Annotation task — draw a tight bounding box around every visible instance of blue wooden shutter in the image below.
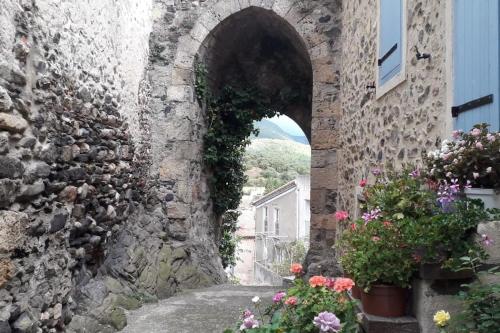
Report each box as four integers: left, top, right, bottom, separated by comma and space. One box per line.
453, 0, 500, 131
379, 0, 403, 85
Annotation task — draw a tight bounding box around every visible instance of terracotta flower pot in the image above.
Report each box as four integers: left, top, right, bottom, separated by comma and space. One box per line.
361, 284, 408, 317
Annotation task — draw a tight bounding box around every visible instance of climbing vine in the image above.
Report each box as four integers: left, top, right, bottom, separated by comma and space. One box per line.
195, 60, 279, 266
195, 60, 278, 215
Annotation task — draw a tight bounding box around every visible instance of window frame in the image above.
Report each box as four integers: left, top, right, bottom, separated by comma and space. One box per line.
376, 0, 408, 99
263, 206, 268, 233
274, 208, 280, 235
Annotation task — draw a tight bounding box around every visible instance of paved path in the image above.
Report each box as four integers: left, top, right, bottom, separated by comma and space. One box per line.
121, 285, 280, 333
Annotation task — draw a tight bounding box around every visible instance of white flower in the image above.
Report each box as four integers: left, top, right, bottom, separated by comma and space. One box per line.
446, 172, 452, 178
252, 296, 260, 303
473, 172, 480, 179
486, 167, 492, 173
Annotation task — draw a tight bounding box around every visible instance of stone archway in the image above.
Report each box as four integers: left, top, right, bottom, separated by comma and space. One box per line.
159, 0, 342, 277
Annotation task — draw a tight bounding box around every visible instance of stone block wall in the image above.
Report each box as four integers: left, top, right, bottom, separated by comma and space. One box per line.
338, 0, 452, 215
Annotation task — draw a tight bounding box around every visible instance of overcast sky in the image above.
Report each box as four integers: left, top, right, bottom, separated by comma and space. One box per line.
267, 115, 305, 136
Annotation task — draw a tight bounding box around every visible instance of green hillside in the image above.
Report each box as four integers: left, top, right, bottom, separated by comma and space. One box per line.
244, 138, 311, 193
251, 119, 308, 144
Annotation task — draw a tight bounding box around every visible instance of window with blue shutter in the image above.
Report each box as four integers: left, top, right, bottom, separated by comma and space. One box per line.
378, 0, 403, 85
453, 0, 500, 132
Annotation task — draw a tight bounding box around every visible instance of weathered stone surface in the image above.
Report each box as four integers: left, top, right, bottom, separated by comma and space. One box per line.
0, 156, 24, 178
121, 285, 280, 333
0, 113, 28, 133
0, 258, 15, 288
0, 211, 28, 253
0, 86, 12, 111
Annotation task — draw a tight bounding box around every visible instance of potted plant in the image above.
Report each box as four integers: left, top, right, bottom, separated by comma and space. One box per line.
360, 167, 495, 280
425, 123, 500, 209
340, 216, 416, 317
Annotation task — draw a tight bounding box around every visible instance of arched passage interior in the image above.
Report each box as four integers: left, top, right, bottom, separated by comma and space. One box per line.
198, 6, 313, 141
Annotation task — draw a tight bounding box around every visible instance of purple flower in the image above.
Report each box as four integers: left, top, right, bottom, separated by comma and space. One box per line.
272, 291, 286, 303
240, 315, 259, 330
362, 208, 381, 224
313, 311, 341, 332
371, 168, 382, 176
409, 168, 421, 178
481, 234, 494, 247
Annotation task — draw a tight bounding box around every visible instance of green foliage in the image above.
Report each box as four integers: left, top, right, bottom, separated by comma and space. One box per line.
445, 256, 500, 333
338, 167, 496, 290
361, 167, 436, 220
244, 139, 310, 193
338, 217, 417, 290
195, 60, 279, 266
195, 61, 277, 216
219, 211, 241, 268
226, 276, 359, 333
279, 279, 358, 333
272, 241, 308, 276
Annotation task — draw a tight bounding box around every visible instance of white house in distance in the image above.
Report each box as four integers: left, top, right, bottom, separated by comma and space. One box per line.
232, 187, 265, 285
252, 175, 310, 285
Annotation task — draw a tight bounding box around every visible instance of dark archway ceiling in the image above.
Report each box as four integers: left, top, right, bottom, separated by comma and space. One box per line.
202, 7, 313, 141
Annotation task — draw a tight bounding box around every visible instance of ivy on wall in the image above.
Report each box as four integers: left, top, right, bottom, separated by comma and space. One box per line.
195, 60, 278, 267
195, 61, 278, 215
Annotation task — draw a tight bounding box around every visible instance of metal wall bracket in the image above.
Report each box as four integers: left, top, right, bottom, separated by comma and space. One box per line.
451, 94, 493, 117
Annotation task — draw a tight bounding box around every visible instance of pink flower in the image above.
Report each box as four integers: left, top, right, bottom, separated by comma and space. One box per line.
481, 234, 494, 246
273, 291, 286, 303
372, 168, 382, 176
471, 128, 482, 137
372, 236, 381, 242
359, 179, 367, 187
350, 223, 357, 231
383, 221, 393, 228
285, 296, 297, 306
487, 133, 496, 142
475, 141, 484, 150
242, 309, 253, 319
452, 130, 462, 139
333, 278, 355, 292
325, 278, 336, 290
290, 263, 303, 275
335, 211, 349, 222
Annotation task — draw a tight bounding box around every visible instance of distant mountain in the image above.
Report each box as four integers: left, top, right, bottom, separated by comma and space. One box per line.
251, 119, 308, 144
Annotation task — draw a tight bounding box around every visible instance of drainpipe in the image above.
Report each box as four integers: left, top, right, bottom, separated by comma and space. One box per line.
296, 185, 300, 240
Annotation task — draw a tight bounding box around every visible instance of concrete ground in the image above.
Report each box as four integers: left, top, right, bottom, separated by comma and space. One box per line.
121, 285, 280, 333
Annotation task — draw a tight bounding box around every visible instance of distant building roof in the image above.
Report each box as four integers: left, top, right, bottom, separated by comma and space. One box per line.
251, 180, 297, 207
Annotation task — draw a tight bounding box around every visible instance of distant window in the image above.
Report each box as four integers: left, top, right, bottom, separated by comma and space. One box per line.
274, 208, 280, 235
264, 207, 268, 232
376, 0, 406, 97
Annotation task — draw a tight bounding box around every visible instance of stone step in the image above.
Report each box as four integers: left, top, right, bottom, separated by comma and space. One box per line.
359, 312, 420, 333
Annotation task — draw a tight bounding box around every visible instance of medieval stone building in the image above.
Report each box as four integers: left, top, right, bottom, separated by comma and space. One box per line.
0, 0, 498, 332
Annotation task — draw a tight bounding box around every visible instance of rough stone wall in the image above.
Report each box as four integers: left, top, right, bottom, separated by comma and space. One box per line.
338, 0, 451, 215
0, 1, 161, 331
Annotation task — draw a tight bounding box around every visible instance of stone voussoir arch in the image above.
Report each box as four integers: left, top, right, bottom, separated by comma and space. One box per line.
168, 0, 343, 276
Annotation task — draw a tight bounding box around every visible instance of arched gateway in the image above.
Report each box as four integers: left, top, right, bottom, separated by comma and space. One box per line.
150, 0, 343, 277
